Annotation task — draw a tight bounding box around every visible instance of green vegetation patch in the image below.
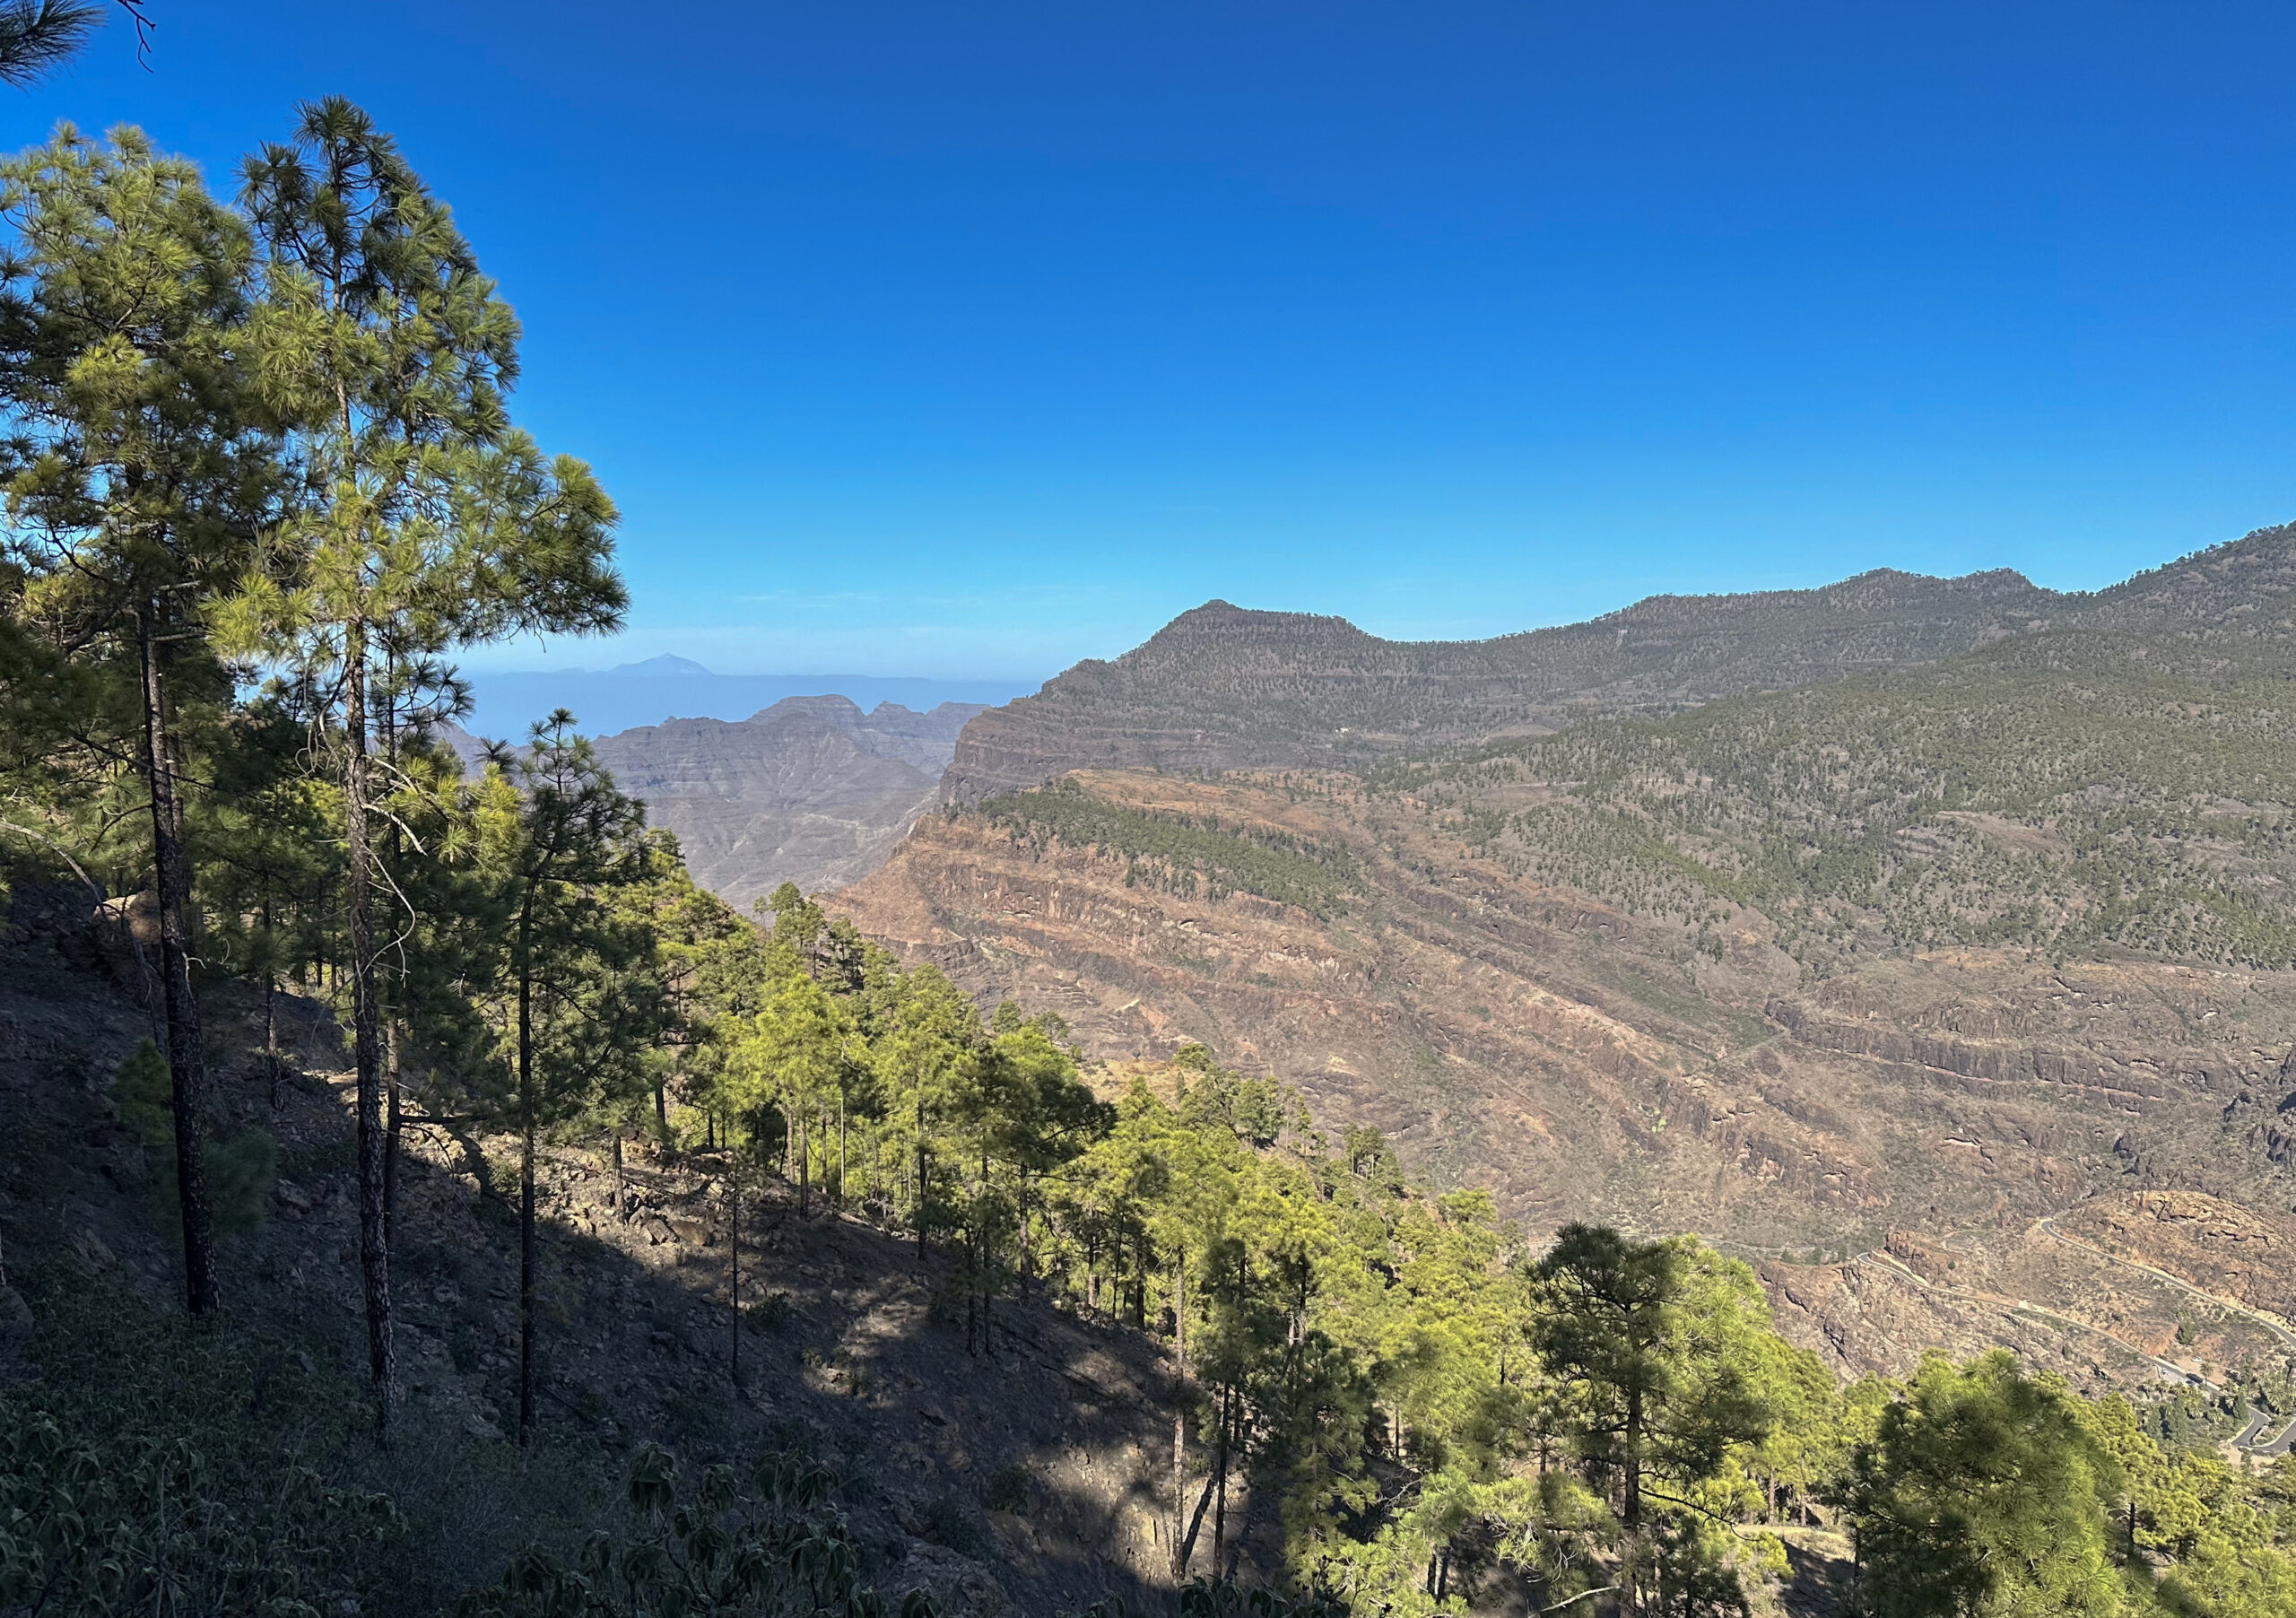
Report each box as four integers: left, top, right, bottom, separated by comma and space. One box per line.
973, 779, 1364, 918
1389, 621, 2296, 972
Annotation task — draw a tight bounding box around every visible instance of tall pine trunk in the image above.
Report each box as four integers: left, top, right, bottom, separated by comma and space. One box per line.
518, 1109, 536, 1445
913, 1094, 927, 1262
516, 910, 537, 1446
1174, 1256, 1187, 1372
730, 1163, 742, 1396
261, 891, 282, 1110
384, 1019, 402, 1248
1212, 1383, 1231, 1572
343, 623, 395, 1436
1170, 1411, 1187, 1581
137, 600, 216, 1318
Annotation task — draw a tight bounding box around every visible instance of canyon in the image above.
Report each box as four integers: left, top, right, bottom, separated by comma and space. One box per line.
826, 524, 2296, 1390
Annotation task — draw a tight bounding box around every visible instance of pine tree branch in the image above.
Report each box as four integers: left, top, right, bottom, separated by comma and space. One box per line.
0, 1, 100, 89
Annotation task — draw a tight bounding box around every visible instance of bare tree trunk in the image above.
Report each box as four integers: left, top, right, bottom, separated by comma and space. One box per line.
978, 1144, 993, 1358
137, 601, 216, 1318
517, 1109, 536, 1445
384, 1017, 402, 1249
515, 892, 537, 1447
797, 1105, 810, 1216
262, 892, 282, 1111
914, 1094, 927, 1262
1177, 1417, 1217, 1579
344, 623, 395, 1438
613, 1130, 627, 1221
731, 1164, 743, 1396
837, 1092, 846, 1205
1175, 1256, 1187, 1372
1170, 1411, 1187, 1581
1212, 1384, 1231, 1573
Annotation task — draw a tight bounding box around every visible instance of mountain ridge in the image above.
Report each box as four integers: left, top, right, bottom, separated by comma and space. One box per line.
448, 696, 988, 908
940, 524, 2296, 801
941, 564, 2070, 799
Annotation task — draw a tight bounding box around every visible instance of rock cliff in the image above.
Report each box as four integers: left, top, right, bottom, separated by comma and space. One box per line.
451, 697, 987, 909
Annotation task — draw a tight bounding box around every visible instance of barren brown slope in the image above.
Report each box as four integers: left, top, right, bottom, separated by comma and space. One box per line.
837, 771, 2296, 1385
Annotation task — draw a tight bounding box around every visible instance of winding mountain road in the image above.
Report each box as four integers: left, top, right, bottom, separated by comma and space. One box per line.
2031, 1212, 2296, 1352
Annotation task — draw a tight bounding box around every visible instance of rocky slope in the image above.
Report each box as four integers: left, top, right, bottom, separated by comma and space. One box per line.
453, 697, 987, 909
836, 770, 2296, 1387
0, 887, 1197, 1618
943, 570, 2065, 798
839, 523, 2296, 1384
942, 523, 2296, 802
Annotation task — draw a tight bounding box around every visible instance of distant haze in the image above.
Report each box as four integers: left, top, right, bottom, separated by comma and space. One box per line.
464, 657, 1038, 744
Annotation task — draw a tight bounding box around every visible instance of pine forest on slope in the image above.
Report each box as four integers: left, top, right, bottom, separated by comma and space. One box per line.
9, 90, 2296, 1618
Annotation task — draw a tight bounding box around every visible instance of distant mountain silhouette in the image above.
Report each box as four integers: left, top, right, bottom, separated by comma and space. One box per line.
445, 695, 989, 906
609, 653, 713, 677
463, 666, 1036, 742
942, 567, 2065, 798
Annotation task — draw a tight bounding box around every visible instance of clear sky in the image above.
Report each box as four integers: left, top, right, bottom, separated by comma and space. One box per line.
22, 2, 2296, 681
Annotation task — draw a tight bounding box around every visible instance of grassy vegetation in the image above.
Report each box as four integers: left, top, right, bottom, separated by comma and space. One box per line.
972, 779, 1365, 918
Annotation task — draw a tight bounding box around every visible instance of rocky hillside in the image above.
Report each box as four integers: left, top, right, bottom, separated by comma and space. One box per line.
453, 697, 987, 909
0, 885, 1191, 1618
839, 770, 2296, 1388
836, 522, 2296, 1385
942, 568, 2065, 798
942, 524, 2296, 802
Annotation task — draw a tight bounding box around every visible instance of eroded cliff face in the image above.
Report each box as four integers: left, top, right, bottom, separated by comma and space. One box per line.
453, 698, 987, 909
835, 770, 2296, 1384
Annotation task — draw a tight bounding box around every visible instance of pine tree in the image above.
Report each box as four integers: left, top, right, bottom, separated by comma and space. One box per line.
0, 2, 100, 88
471, 713, 664, 1444
0, 126, 283, 1315
224, 99, 623, 1438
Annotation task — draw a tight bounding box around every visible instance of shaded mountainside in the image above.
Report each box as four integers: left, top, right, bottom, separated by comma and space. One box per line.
452, 696, 987, 909
943, 524, 2296, 802
0, 899, 1199, 1618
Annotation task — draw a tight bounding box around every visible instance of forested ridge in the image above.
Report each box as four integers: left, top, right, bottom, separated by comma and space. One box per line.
1374, 602, 2296, 978
943, 571, 2070, 798
6, 96, 2296, 1618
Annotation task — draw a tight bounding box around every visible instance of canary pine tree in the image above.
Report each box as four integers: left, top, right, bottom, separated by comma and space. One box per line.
226, 99, 623, 1439
471, 713, 664, 1444
0, 126, 281, 1315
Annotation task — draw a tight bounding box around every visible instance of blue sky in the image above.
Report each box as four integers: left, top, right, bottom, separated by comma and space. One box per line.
23, 2, 2296, 681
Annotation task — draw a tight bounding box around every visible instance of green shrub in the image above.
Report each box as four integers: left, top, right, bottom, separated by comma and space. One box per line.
983, 1462, 1032, 1516
457, 1445, 934, 1618
112, 1038, 275, 1235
